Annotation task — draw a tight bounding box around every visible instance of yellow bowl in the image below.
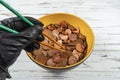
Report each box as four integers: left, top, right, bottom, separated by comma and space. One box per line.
26, 13, 95, 69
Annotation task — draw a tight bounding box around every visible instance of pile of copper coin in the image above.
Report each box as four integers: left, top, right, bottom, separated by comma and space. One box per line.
32, 21, 87, 67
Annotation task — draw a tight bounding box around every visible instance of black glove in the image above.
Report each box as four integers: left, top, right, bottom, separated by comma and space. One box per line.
0, 17, 44, 80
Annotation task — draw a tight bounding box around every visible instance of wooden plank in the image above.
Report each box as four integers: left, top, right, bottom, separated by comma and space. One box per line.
8, 71, 120, 80
9, 50, 120, 72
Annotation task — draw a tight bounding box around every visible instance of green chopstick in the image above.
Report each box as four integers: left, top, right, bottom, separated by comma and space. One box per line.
0, 0, 34, 26
0, 24, 19, 34
0, 0, 34, 34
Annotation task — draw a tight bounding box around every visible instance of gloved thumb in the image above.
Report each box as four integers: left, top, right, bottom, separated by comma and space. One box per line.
19, 25, 43, 48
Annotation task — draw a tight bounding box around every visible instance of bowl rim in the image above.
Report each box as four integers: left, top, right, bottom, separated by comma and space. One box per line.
26, 12, 95, 69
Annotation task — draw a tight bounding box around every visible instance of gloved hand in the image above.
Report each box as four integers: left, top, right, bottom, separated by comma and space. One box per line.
0, 17, 44, 80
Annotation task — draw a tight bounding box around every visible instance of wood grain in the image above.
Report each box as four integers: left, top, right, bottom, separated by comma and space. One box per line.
0, 0, 120, 80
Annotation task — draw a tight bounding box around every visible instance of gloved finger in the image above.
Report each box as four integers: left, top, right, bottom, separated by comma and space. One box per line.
20, 24, 43, 36
0, 16, 44, 32
1, 17, 27, 32
36, 34, 45, 42
29, 42, 40, 50
25, 42, 40, 52
1, 25, 43, 52
24, 45, 34, 52
17, 25, 43, 49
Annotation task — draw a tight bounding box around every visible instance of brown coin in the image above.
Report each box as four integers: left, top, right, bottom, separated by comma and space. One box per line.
48, 49, 59, 57
33, 47, 42, 56
52, 29, 59, 38
54, 24, 60, 28
55, 57, 68, 67
65, 45, 75, 51
57, 27, 63, 33
66, 39, 83, 46
60, 21, 68, 29
47, 25, 55, 31
72, 49, 80, 61
76, 43, 85, 52
35, 52, 48, 64
68, 56, 77, 65
53, 57, 61, 63
33, 50, 40, 56
47, 59, 56, 66
53, 54, 62, 63
64, 50, 72, 57
59, 34, 68, 41
65, 29, 72, 35
61, 53, 69, 59
72, 49, 79, 55
73, 27, 80, 34
68, 34, 77, 41
61, 58, 67, 67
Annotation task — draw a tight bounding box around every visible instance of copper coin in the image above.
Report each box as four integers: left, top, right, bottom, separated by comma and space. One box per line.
65, 29, 72, 35
68, 34, 77, 41
47, 59, 55, 66
68, 56, 77, 65
76, 43, 85, 52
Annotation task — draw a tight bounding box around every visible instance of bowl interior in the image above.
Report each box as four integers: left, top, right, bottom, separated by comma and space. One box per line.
26, 13, 94, 69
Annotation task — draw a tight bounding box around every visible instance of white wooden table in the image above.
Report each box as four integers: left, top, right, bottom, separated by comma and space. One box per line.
0, 0, 120, 80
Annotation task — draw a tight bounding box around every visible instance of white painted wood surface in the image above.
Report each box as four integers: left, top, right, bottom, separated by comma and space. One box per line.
0, 0, 120, 80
